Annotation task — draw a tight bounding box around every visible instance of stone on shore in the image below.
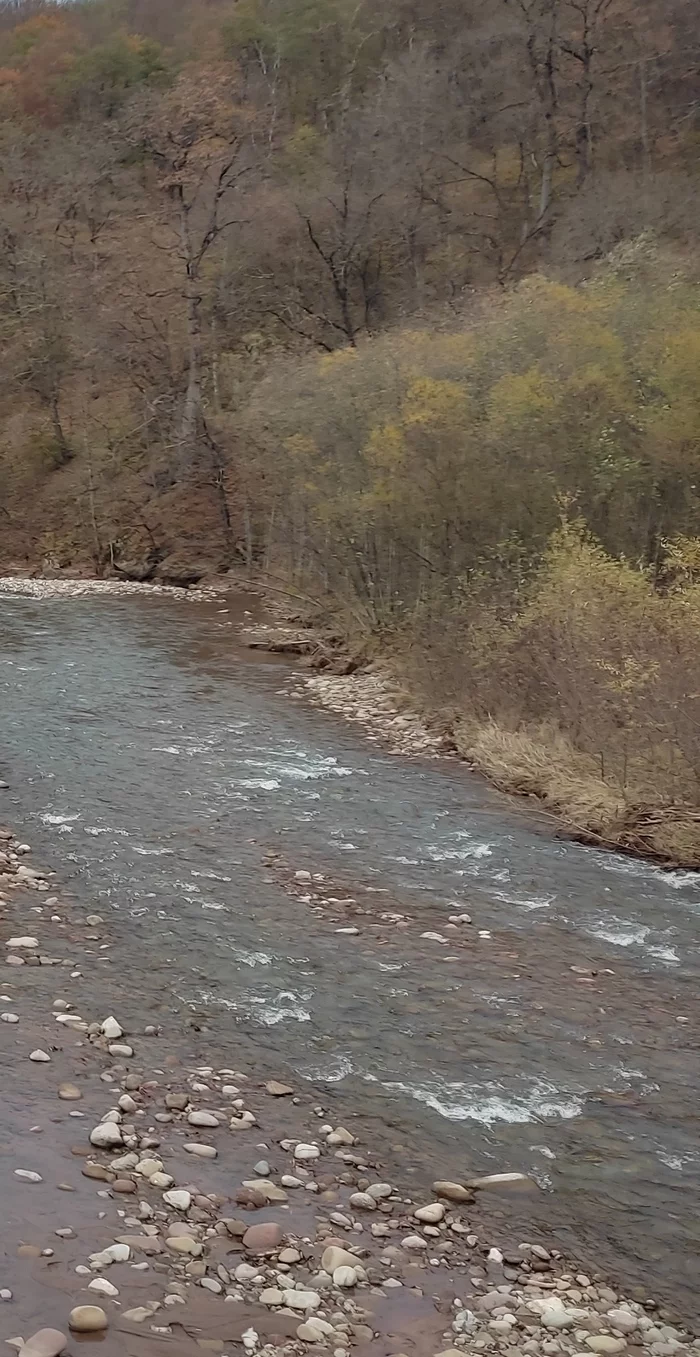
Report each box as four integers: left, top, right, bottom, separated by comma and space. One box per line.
187, 1110, 219, 1127
29, 1049, 51, 1062
466, 1172, 535, 1190
21, 1331, 67, 1357
243, 1222, 283, 1253
90, 1122, 123, 1148
321, 1246, 362, 1273
69, 1306, 108, 1333
101, 1017, 123, 1040
414, 1202, 445, 1223
433, 1180, 473, 1202
58, 1083, 82, 1100
163, 1188, 191, 1210
184, 1142, 217, 1158
282, 1289, 321, 1311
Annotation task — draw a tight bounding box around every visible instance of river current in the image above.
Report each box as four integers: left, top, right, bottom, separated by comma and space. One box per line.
0, 591, 698, 1314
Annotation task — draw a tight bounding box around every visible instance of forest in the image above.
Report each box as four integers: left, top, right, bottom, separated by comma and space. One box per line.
1, 0, 700, 858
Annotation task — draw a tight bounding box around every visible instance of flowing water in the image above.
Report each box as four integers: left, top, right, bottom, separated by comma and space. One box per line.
1, 591, 699, 1316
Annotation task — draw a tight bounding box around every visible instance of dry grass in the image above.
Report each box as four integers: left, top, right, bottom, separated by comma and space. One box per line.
454, 719, 624, 833
449, 716, 700, 866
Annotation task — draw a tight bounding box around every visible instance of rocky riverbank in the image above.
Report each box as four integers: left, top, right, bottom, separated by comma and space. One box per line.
1, 825, 698, 1357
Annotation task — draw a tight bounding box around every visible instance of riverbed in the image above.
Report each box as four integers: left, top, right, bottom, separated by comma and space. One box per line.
0, 588, 698, 1318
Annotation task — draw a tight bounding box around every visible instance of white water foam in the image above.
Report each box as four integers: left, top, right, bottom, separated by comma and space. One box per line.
588, 920, 649, 946
39, 811, 80, 827
238, 778, 281, 791
364, 1073, 584, 1125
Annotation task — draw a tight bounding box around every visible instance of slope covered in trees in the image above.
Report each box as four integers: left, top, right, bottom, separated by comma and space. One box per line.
1, 0, 700, 857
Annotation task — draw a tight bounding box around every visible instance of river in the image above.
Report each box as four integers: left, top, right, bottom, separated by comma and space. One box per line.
0, 589, 698, 1318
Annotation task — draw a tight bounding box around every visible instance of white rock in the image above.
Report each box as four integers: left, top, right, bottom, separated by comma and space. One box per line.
321, 1246, 362, 1273
90, 1122, 123, 1149
349, 1192, 376, 1211
15, 1169, 43, 1182
1, 1013, 19, 1023
89, 1243, 130, 1266
187, 1110, 220, 1127
420, 932, 448, 943
235, 1263, 261, 1283
149, 1171, 173, 1189
118, 1094, 137, 1114
333, 1266, 358, 1288
607, 1311, 639, 1334
298, 1318, 336, 1342
282, 1289, 321, 1311
259, 1287, 284, 1306
7, 937, 39, 948
201, 1277, 222, 1294
414, 1202, 445, 1223
108, 1043, 133, 1058
163, 1189, 191, 1210
135, 1158, 163, 1178
184, 1143, 217, 1158
467, 1172, 533, 1189
30, 1049, 51, 1062
88, 1277, 119, 1298
367, 1182, 393, 1200
101, 1017, 123, 1040
401, 1235, 428, 1250
294, 1143, 320, 1161
111, 1153, 139, 1171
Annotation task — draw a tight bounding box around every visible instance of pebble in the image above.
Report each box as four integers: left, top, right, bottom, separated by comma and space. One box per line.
15, 1169, 43, 1182
187, 1110, 219, 1127
467, 1172, 534, 1190
414, 1202, 445, 1223
401, 1235, 428, 1251
243, 1222, 283, 1253
20, 1330, 68, 1357
298, 1319, 336, 1342
90, 1122, 123, 1149
349, 1192, 377, 1211
433, 1180, 472, 1202
260, 1287, 285, 1306
29, 1049, 51, 1062
266, 1081, 294, 1096
166, 1235, 202, 1256
0, 1288, 12, 1300
7, 937, 39, 948
108, 1042, 133, 1057
294, 1142, 320, 1160
586, 1340, 627, 1354
118, 1094, 137, 1113
57, 1084, 81, 1104
165, 1092, 189, 1111
1, 1012, 19, 1023
163, 1189, 191, 1210
367, 1182, 393, 1200
88, 1278, 119, 1298
69, 1305, 108, 1333
253, 1159, 270, 1175
184, 1142, 217, 1158
201, 1277, 223, 1294
101, 1017, 123, 1040
282, 1289, 321, 1311
322, 1246, 362, 1273
333, 1266, 358, 1288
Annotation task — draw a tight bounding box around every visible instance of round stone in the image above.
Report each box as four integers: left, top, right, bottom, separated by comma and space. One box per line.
68, 1306, 108, 1333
